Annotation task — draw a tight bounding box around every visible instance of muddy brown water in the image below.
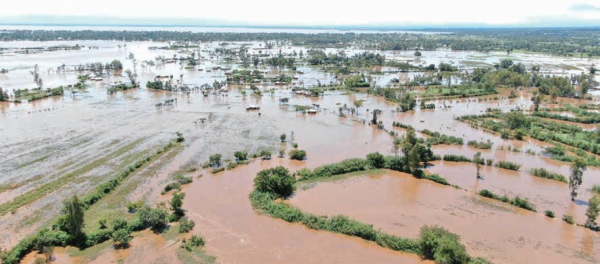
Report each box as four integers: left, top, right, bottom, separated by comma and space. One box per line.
3, 40, 600, 262
291, 171, 600, 264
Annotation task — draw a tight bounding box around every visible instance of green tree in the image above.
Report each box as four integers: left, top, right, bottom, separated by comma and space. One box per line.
474, 152, 482, 179
209, 154, 222, 168
280, 133, 287, 142
170, 192, 185, 215
61, 195, 85, 237
585, 195, 600, 229
112, 229, 132, 248
409, 144, 422, 176
254, 166, 296, 198
569, 158, 587, 201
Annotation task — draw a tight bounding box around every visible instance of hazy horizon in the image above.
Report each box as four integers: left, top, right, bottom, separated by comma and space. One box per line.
1, 0, 600, 28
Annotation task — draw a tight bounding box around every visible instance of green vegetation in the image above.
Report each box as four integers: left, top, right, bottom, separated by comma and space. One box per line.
289, 149, 307, 160
529, 168, 567, 183
569, 158, 587, 201
545, 210, 555, 218
178, 217, 196, 233
420, 129, 464, 145
467, 140, 493, 149
442, 154, 471, 163
181, 235, 205, 251
250, 166, 487, 263
478, 189, 536, 212
563, 215, 575, 225
253, 166, 296, 198
496, 161, 521, 171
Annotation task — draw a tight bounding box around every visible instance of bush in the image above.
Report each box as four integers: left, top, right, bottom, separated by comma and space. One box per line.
530, 168, 567, 183
138, 205, 168, 231
112, 229, 132, 248
86, 229, 112, 247
254, 166, 296, 198
126, 200, 144, 212
563, 215, 574, 225
209, 154, 222, 168
510, 196, 536, 212
496, 161, 521, 171
173, 174, 193, 185
297, 158, 370, 181
592, 184, 600, 195
486, 159, 493, 166
545, 210, 555, 218
181, 234, 205, 251
478, 189, 495, 198
212, 167, 225, 174
227, 162, 238, 170
443, 154, 471, 162
367, 152, 385, 168
478, 189, 536, 212
419, 226, 470, 264
467, 140, 493, 149
234, 151, 248, 161
162, 182, 181, 194
112, 218, 128, 231
98, 219, 107, 229
259, 150, 272, 160
178, 217, 195, 233
289, 149, 307, 160
176, 131, 185, 142
424, 174, 449, 185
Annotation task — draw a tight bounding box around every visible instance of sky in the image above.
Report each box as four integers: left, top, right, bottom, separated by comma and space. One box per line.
1, 0, 600, 27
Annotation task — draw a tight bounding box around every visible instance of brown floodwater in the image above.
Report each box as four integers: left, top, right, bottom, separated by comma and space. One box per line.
3, 40, 600, 263
290, 171, 600, 264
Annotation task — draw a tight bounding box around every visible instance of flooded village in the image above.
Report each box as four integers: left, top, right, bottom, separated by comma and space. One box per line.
1, 27, 600, 264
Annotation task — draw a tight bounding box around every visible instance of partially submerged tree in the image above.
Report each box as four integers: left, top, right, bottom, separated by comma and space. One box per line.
569, 158, 587, 201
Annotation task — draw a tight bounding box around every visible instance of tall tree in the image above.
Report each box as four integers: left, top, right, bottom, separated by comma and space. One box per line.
569, 158, 587, 201
61, 195, 85, 236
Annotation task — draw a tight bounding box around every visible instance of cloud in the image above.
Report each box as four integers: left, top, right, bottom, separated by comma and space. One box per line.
571, 3, 600, 12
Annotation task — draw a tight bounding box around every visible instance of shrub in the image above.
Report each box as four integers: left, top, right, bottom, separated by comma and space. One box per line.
178, 217, 195, 233
86, 229, 112, 247
293, 143, 298, 148
592, 184, 600, 195
545, 210, 555, 218
467, 140, 493, 149
162, 182, 181, 194
112, 229, 132, 248
297, 158, 370, 181
478, 189, 495, 198
510, 196, 536, 212
486, 159, 493, 166
181, 235, 205, 251
175, 131, 185, 142
563, 215, 574, 225
98, 219, 107, 229
112, 218, 128, 231
212, 167, 225, 174
530, 168, 567, 183
280, 133, 287, 142
173, 174, 193, 185
366, 152, 386, 168
254, 166, 296, 198
289, 149, 307, 160
227, 162, 238, 170
126, 200, 144, 212
234, 151, 248, 161
443, 154, 471, 162
424, 174, 449, 185
419, 226, 470, 264
138, 205, 168, 231
209, 154, 222, 168
259, 150, 272, 160
496, 161, 521, 171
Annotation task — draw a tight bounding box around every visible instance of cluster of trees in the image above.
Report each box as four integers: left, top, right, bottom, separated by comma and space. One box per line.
0, 88, 9, 101
5, 28, 600, 56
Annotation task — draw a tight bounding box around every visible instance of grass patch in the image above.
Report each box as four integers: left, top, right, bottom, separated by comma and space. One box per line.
530, 168, 567, 183
478, 189, 536, 212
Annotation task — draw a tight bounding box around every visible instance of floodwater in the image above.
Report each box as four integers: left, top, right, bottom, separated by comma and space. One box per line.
291, 171, 600, 264
2, 39, 600, 263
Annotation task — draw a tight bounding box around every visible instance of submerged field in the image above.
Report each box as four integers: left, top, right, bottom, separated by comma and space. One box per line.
1, 36, 600, 264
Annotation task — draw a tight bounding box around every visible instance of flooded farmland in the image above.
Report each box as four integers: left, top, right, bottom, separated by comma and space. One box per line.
1, 27, 600, 264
